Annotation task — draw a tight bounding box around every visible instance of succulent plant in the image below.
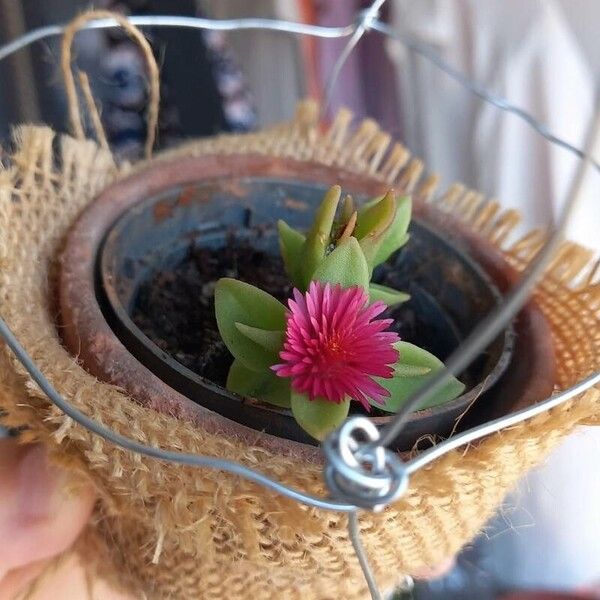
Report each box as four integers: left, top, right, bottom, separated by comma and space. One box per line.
278, 185, 412, 305
215, 186, 464, 440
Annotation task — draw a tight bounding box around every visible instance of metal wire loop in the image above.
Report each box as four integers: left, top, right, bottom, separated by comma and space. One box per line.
338, 418, 386, 471
0, 8, 599, 599
323, 417, 409, 511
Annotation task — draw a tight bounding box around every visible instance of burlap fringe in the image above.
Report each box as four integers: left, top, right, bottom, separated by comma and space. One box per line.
0, 105, 598, 598
60, 10, 160, 159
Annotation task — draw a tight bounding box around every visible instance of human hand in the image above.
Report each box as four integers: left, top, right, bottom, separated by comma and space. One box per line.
0, 436, 455, 599
411, 557, 456, 580
0, 438, 96, 598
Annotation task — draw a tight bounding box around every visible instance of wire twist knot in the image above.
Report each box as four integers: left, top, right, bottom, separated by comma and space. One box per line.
356, 7, 380, 32
323, 417, 409, 512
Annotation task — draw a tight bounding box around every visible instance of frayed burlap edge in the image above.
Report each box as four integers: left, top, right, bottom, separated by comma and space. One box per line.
0, 106, 599, 600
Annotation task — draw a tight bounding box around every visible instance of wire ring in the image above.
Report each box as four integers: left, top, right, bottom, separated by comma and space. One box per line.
323, 417, 410, 511
338, 418, 386, 472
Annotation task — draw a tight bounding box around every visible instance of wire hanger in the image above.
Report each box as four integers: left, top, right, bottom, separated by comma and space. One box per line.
0, 2, 599, 598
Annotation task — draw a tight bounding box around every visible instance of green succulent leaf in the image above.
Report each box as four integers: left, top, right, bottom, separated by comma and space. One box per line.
291, 391, 350, 441
215, 278, 286, 372
234, 323, 285, 355
369, 282, 410, 307
299, 185, 341, 289
354, 190, 396, 240
278, 219, 305, 286
227, 359, 291, 408
312, 236, 369, 290
355, 191, 397, 272
393, 363, 431, 377
355, 194, 383, 215
372, 341, 465, 413
373, 196, 412, 266
340, 194, 355, 225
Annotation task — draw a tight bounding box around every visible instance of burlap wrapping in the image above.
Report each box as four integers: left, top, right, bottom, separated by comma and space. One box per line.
0, 40, 599, 600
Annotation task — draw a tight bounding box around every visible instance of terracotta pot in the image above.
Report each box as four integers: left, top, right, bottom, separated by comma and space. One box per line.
58, 154, 556, 454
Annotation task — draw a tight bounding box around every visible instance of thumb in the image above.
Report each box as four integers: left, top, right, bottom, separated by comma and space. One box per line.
0, 440, 95, 585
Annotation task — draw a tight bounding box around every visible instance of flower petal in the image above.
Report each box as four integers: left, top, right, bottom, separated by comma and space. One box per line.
273, 282, 401, 417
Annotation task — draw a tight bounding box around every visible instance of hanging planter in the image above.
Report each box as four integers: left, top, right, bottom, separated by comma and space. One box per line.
57, 154, 555, 454
1, 10, 599, 600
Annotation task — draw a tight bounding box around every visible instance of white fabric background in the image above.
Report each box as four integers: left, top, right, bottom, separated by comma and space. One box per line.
389, 0, 600, 590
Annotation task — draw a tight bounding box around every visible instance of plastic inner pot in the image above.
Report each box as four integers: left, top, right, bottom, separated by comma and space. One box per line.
97, 177, 514, 449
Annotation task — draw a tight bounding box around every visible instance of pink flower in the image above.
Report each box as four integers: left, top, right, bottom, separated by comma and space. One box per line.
272, 282, 400, 410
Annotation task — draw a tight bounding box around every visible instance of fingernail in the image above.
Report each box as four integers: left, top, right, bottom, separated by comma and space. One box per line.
17, 445, 67, 521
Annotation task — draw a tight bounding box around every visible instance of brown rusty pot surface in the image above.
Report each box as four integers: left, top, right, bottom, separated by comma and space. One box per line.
58, 154, 556, 456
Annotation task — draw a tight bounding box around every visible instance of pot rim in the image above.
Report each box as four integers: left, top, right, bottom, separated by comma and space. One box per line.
99, 197, 513, 434
58, 153, 556, 457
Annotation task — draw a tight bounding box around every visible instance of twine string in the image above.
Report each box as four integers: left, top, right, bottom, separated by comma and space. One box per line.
77, 71, 109, 151
60, 10, 160, 159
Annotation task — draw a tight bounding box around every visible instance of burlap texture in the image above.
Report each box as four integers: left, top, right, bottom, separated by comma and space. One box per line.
0, 104, 599, 599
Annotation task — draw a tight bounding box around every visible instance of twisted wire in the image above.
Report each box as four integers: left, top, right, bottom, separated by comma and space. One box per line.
1, 10, 600, 599
321, 0, 388, 116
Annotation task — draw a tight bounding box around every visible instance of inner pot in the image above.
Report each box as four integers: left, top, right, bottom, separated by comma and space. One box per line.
97, 176, 513, 448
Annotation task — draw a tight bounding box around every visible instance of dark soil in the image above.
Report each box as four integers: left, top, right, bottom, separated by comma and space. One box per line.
131, 236, 292, 384
131, 235, 456, 390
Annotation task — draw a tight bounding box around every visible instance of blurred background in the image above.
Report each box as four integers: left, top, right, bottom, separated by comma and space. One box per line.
1, 1, 599, 599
